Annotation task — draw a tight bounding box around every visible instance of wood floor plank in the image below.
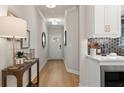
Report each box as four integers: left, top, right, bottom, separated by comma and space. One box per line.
33, 60, 79, 87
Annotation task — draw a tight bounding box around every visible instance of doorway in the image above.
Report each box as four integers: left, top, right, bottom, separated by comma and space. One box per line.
48, 26, 64, 60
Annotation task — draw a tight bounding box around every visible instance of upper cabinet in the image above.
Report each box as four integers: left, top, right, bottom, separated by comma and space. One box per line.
86, 5, 121, 38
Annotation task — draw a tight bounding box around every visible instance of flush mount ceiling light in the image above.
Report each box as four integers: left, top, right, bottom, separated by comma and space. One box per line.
46, 5, 56, 8
52, 19, 58, 25
47, 18, 62, 25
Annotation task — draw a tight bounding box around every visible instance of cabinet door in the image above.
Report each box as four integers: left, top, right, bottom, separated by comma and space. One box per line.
86, 6, 94, 38
106, 5, 121, 37
86, 5, 105, 37
94, 6, 105, 36
86, 5, 121, 38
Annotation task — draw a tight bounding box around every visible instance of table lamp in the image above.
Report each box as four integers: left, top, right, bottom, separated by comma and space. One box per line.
0, 16, 27, 69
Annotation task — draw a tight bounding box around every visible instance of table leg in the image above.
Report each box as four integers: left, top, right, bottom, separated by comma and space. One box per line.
28, 67, 32, 86
16, 74, 23, 87
37, 61, 39, 86
2, 72, 7, 87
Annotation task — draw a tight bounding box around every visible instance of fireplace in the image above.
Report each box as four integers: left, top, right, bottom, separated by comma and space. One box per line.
101, 66, 124, 87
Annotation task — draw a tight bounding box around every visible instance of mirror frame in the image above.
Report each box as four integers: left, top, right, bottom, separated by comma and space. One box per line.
41, 32, 46, 48
64, 30, 67, 46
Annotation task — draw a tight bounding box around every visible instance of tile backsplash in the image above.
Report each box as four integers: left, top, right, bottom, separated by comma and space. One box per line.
88, 37, 124, 56
88, 19, 124, 56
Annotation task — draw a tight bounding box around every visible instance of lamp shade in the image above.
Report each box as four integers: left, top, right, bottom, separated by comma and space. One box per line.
0, 16, 27, 38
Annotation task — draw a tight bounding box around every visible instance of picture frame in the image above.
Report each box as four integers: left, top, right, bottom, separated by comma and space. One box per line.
7, 8, 18, 17
21, 30, 30, 49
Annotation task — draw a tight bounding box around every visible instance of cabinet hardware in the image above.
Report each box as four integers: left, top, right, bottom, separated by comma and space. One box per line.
105, 25, 111, 32
109, 25, 111, 32
105, 25, 107, 32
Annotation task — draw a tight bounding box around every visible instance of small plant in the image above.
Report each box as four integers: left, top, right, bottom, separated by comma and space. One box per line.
16, 51, 24, 58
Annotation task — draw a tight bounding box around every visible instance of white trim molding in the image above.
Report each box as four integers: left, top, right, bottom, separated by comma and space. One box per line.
65, 63, 79, 75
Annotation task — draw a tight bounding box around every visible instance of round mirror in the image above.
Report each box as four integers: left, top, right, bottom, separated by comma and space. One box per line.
41, 32, 46, 48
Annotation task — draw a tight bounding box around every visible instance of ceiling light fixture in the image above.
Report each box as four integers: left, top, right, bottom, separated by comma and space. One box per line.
46, 5, 56, 8
52, 19, 57, 25
47, 18, 63, 25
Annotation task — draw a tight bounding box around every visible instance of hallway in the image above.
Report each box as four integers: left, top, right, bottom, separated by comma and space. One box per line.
34, 60, 79, 87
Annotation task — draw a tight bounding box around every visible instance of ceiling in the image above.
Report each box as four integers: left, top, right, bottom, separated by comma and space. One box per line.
38, 5, 124, 25
38, 5, 75, 25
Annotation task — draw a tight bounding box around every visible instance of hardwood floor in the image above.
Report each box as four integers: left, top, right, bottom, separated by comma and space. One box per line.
33, 60, 79, 87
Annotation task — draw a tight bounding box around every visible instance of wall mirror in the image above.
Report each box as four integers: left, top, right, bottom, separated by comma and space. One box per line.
41, 32, 46, 48
64, 30, 67, 46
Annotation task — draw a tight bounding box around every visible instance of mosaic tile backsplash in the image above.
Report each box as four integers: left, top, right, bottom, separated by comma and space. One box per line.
88, 20, 124, 56
88, 37, 124, 56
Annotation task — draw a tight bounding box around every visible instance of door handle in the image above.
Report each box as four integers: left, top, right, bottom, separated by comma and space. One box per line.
105, 25, 107, 32
109, 25, 111, 32
59, 45, 62, 49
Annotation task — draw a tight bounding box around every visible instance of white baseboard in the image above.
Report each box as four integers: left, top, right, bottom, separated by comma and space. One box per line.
79, 83, 84, 87
79, 83, 88, 87
24, 61, 47, 87
79, 81, 89, 87
40, 61, 47, 74
32, 61, 47, 81
79, 83, 82, 87
65, 63, 79, 75
47, 58, 64, 60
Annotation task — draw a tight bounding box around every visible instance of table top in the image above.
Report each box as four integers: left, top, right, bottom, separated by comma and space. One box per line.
2, 58, 39, 73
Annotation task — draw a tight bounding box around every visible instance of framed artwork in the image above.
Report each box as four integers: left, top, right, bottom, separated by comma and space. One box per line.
7, 9, 18, 17
21, 30, 30, 49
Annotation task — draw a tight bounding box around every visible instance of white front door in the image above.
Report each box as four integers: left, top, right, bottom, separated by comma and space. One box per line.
48, 26, 64, 59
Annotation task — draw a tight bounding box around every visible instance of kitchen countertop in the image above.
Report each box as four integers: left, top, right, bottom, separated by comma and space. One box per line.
86, 55, 124, 62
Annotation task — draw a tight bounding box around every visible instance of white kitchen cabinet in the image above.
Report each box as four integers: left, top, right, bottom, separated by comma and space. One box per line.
86, 5, 121, 38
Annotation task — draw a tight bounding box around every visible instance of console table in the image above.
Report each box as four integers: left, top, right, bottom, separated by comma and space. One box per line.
2, 58, 39, 87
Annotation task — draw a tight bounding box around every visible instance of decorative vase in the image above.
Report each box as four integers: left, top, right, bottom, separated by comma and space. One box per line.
16, 58, 24, 64
90, 48, 96, 56
30, 49, 35, 59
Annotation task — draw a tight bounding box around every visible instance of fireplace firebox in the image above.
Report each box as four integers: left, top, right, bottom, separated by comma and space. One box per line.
101, 66, 124, 87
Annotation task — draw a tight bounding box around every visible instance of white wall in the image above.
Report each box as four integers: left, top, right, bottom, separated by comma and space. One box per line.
36, 8, 48, 72
64, 6, 79, 75
79, 5, 88, 86
121, 5, 124, 15
0, 5, 48, 87
48, 25, 64, 59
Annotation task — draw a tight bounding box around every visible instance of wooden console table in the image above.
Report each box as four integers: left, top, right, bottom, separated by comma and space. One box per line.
2, 58, 39, 87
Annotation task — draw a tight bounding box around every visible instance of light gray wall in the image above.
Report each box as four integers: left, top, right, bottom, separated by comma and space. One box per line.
0, 5, 48, 86
79, 5, 88, 86
64, 6, 79, 74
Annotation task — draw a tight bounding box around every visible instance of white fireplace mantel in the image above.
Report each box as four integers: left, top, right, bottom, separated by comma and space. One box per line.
81, 55, 124, 87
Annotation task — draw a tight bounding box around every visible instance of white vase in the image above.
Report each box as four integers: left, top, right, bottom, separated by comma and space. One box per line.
90, 48, 96, 56
16, 58, 24, 64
